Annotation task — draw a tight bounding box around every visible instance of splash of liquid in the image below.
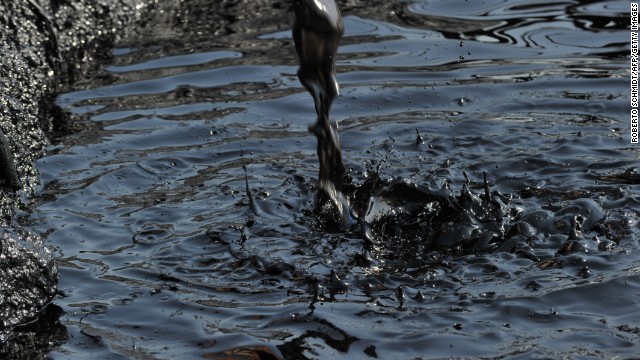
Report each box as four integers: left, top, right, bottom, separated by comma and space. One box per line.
292, 0, 351, 227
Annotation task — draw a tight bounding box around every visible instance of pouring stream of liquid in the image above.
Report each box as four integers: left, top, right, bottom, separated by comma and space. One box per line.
292, 0, 351, 226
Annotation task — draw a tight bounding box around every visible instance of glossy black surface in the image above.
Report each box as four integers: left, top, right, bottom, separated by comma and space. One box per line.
28, 1, 638, 358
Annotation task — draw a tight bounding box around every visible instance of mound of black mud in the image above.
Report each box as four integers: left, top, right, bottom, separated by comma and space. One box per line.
214, 160, 629, 290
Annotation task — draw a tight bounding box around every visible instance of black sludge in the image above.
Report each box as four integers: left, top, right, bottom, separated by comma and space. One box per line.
350, 173, 507, 261
21, 0, 637, 358
289, 0, 620, 267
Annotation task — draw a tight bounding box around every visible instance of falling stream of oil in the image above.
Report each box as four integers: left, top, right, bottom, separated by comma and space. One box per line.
292, 0, 351, 226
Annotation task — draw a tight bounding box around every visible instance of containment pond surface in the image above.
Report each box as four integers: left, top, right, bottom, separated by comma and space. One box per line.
24, 0, 640, 358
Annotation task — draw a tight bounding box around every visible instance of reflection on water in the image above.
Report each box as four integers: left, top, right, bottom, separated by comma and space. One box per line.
26, 0, 639, 358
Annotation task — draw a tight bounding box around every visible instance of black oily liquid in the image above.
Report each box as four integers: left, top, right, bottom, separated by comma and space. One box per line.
293, 0, 349, 226
289, 0, 606, 259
